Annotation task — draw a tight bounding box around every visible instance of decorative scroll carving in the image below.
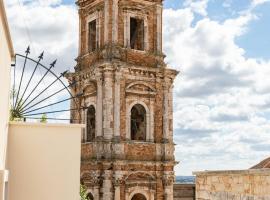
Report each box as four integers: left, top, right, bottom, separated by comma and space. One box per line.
113, 172, 125, 186
83, 82, 97, 97
126, 81, 156, 95
163, 172, 175, 186
81, 171, 101, 186
126, 172, 156, 182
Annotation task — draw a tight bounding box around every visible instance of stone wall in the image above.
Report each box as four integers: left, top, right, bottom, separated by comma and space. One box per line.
173, 184, 195, 200
194, 169, 270, 200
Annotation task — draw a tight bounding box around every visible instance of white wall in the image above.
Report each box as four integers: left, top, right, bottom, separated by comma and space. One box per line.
0, 0, 14, 199
7, 122, 83, 200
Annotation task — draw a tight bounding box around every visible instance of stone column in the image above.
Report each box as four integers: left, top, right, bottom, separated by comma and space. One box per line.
102, 170, 113, 200
114, 69, 121, 140
87, 171, 101, 200
92, 177, 101, 200
163, 173, 174, 200
103, 68, 114, 140
93, 186, 100, 200
104, 0, 109, 44
112, 0, 119, 43
163, 79, 170, 143
144, 16, 149, 51
79, 12, 82, 55
168, 85, 174, 142
82, 107, 87, 142
156, 4, 163, 53
113, 171, 124, 200
97, 10, 101, 48
149, 99, 154, 142
124, 12, 130, 48
96, 72, 103, 138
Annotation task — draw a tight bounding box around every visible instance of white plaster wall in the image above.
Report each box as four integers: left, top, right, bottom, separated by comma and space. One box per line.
7, 122, 83, 200
0, 0, 12, 171
0, 1, 14, 199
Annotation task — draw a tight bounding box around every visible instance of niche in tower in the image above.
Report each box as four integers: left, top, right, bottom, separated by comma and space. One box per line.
131, 104, 146, 141
88, 19, 97, 52
130, 17, 144, 51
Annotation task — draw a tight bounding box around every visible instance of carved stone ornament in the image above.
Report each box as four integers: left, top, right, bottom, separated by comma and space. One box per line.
126, 81, 156, 96
113, 177, 125, 186
81, 171, 101, 186
113, 172, 125, 186
163, 174, 175, 186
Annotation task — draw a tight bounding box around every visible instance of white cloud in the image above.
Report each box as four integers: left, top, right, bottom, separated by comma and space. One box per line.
252, 0, 270, 7
183, 0, 209, 16
164, 4, 270, 175
6, 1, 78, 73
6, 0, 62, 7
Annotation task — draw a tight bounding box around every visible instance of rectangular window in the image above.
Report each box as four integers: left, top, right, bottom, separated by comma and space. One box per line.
88, 20, 97, 52
130, 17, 144, 51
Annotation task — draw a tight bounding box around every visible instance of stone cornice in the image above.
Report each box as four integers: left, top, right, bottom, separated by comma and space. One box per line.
193, 168, 270, 176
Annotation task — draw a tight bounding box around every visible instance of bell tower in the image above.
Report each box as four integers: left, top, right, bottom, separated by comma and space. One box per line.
67, 0, 178, 199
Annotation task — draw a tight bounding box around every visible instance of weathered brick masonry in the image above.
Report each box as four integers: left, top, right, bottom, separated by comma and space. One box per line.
66, 0, 178, 199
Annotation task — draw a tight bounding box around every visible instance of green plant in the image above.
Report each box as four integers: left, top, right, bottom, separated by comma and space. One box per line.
9, 89, 24, 121
40, 113, 47, 123
80, 184, 89, 200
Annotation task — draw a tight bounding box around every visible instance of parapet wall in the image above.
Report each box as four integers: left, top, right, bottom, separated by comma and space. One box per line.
193, 169, 270, 200
173, 184, 195, 200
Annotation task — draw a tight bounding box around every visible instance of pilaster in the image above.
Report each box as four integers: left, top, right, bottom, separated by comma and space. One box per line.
96, 71, 103, 138
101, 170, 113, 200
163, 172, 175, 200
104, 0, 109, 44
113, 69, 121, 140
163, 78, 170, 143
103, 67, 114, 140
91, 171, 101, 200
156, 4, 163, 53
113, 171, 125, 200
112, 0, 119, 43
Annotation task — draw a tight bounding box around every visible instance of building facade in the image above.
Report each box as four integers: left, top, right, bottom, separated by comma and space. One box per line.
0, 0, 14, 199
67, 0, 178, 199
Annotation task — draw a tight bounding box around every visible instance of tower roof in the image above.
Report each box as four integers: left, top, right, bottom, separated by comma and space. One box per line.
250, 157, 270, 169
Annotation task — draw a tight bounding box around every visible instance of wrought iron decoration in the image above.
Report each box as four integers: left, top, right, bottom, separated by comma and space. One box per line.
10, 46, 85, 123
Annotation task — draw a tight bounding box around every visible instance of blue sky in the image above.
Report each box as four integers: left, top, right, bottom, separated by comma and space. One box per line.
164, 0, 270, 60
5, 0, 270, 175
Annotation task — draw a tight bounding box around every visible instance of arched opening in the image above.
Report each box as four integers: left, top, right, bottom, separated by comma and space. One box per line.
87, 192, 94, 200
131, 193, 147, 200
87, 105, 95, 142
131, 104, 146, 141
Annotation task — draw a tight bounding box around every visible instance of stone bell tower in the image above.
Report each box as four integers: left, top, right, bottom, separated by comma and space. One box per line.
67, 0, 178, 199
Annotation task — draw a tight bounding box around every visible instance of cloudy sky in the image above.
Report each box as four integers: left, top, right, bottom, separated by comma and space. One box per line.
5, 0, 270, 175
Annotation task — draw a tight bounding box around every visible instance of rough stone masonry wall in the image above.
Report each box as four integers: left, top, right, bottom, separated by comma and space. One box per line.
194, 169, 270, 200
173, 184, 195, 200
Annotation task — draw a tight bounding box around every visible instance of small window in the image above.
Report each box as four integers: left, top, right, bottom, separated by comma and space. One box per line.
88, 20, 97, 52
130, 17, 144, 50
87, 106, 95, 142
131, 104, 146, 141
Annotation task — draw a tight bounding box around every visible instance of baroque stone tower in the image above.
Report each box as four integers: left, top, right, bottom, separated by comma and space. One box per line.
67, 0, 178, 199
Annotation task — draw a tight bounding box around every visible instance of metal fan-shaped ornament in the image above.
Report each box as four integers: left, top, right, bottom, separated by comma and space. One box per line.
10, 46, 85, 123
